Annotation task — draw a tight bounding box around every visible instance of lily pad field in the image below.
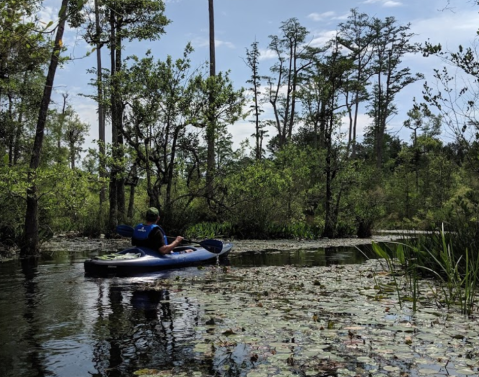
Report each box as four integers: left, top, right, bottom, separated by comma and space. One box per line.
136, 259, 479, 377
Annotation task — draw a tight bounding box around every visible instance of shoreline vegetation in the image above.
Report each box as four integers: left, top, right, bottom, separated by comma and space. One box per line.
1, 231, 408, 258
3, 1, 479, 267
0, 229, 440, 260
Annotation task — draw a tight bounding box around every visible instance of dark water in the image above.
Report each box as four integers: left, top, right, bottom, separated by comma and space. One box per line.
0, 245, 372, 377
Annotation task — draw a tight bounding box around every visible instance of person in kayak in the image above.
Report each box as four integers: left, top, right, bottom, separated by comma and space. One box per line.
132, 207, 188, 254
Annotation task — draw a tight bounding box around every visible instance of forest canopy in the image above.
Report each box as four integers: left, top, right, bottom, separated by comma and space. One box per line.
1, 0, 479, 256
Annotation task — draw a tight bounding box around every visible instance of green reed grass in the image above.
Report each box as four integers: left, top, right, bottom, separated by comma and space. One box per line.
372, 225, 479, 315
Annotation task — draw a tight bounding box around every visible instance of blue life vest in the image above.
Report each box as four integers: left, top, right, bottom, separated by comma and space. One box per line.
133, 224, 168, 245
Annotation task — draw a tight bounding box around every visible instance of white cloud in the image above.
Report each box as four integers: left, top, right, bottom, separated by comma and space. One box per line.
192, 37, 235, 49
334, 13, 351, 21
215, 40, 235, 49
310, 30, 337, 48
362, 0, 403, 6
410, 10, 479, 53
308, 11, 350, 22
258, 48, 277, 61
384, 1, 402, 7
228, 120, 254, 149
37, 6, 56, 23
307, 11, 336, 22
339, 113, 372, 142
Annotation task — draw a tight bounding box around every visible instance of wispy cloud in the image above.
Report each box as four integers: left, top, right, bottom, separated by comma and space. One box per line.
307, 11, 349, 22
216, 40, 235, 49
258, 48, 277, 61
384, 1, 402, 7
411, 10, 479, 48
363, 0, 403, 6
37, 5, 56, 23
307, 11, 336, 21
310, 30, 337, 48
192, 37, 235, 49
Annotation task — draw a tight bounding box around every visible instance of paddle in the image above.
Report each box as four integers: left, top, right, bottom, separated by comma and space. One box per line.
115, 224, 224, 254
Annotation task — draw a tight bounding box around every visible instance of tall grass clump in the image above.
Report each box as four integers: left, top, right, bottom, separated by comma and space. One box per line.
185, 222, 235, 240
370, 241, 422, 311
372, 224, 479, 315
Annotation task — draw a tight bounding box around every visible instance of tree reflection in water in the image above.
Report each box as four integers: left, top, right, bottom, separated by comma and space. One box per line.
21, 259, 48, 377
90, 280, 206, 376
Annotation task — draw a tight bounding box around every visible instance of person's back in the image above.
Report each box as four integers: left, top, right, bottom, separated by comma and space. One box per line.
132, 223, 165, 250
132, 208, 168, 252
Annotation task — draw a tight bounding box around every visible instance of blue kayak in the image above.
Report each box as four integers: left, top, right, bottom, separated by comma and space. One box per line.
84, 243, 233, 276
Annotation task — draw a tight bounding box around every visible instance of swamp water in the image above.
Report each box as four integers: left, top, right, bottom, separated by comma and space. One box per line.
1, 245, 479, 377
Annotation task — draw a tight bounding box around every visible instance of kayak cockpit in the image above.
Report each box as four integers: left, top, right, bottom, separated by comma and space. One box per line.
93, 246, 199, 260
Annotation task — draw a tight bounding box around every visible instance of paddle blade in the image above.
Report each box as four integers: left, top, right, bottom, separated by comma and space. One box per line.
199, 239, 223, 254
116, 224, 134, 238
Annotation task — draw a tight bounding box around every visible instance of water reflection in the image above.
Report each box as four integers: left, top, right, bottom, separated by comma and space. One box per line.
0, 246, 374, 377
21, 259, 47, 377
228, 245, 374, 267
87, 278, 210, 376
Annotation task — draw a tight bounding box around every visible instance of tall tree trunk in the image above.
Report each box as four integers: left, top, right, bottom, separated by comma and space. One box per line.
22, 0, 69, 256
58, 93, 68, 159
206, 0, 216, 200
127, 163, 138, 220
115, 37, 125, 224
14, 103, 23, 165
108, 9, 118, 232
13, 72, 27, 165
70, 142, 75, 169
322, 118, 335, 239
208, 0, 215, 78
95, 0, 106, 207
7, 93, 14, 165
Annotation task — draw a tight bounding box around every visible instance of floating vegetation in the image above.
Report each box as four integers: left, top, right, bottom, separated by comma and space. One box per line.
135, 260, 479, 377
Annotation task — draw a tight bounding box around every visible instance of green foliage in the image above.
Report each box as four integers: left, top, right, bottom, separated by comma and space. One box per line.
373, 222, 479, 315
0, 162, 109, 243
218, 145, 315, 238
185, 222, 235, 239
4, 6, 479, 249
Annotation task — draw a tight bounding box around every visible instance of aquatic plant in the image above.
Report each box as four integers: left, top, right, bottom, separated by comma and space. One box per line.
186, 222, 235, 239
133, 260, 479, 377
371, 225, 479, 315
185, 220, 322, 240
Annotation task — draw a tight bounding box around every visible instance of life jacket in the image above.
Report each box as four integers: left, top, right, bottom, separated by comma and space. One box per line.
133, 224, 168, 245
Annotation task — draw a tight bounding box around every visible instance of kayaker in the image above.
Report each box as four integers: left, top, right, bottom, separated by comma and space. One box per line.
132, 207, 188, 254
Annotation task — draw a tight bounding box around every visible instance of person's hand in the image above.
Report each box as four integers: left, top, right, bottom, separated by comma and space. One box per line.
175, 236, 184, 245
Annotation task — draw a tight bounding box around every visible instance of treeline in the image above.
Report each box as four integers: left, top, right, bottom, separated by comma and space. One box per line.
1, 1, 479, 256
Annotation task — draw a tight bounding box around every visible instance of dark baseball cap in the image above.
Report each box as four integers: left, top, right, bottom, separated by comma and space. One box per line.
146, 207, 159, 221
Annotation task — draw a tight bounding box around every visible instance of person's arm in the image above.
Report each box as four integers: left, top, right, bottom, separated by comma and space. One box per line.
159, 236, 184, 255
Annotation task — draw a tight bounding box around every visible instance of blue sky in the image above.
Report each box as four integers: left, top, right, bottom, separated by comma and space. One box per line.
40, 0, 479, 152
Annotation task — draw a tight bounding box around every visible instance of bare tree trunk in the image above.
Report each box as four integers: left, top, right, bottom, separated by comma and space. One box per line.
127, 184, 135, 221
108, 9, 118, 232
14, 103, 23, 165
95, 0, 106, 206
322, 118, 335, 238
22, 0, 69, 256
206, 0, 216, 201
208, 0, 215, 78
7, 93, 14, 165
58, 93, 69, 159
115, 40, 125, 224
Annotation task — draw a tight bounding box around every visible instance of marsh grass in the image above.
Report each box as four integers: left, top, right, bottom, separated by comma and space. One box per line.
185, 221, 322, 240
371, 225, 479, 315
185, 222, 235, 239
